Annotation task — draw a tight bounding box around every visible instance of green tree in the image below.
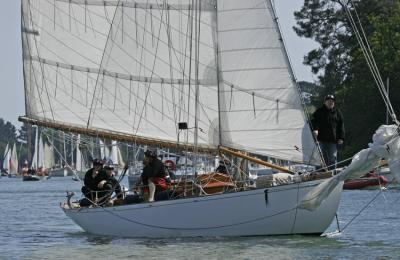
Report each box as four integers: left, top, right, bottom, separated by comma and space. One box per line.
294, 0, 400, 160
0, 118, 17, 168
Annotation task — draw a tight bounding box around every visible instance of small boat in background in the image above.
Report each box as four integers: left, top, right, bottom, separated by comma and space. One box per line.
343, 172, 388, 190
22, 175, 40, 181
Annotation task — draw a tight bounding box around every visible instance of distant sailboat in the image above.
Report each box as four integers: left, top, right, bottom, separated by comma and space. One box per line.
2, 143, 10, 176
25, 127, 49, 181
9, 143, 19, 177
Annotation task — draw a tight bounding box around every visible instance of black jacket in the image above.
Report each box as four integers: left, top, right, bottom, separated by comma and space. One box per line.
83, 167, 107, 191
141, 158, 166, 185
104, 174, 123, 199
311, 105, 345, 143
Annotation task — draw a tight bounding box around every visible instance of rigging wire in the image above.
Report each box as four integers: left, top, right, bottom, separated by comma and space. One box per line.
341, 0, 398, 125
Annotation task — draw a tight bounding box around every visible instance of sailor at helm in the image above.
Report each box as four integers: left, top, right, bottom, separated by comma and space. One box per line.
139, 149, 169, 202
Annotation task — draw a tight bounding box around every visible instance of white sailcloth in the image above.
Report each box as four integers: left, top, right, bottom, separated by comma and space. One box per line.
216, 0, 319, 164
99, 139, 110, 161
75, 134, 83, 171
110, 140, 119, 165
110, 140, 124, 167
31, 127, 39, 169
38, 134, 44, 168
117, 145, 125, 167
21, 0, 319, 165
2, 143, 10, 171
10, 143, 19, 175
299, 125, 399, 211
44, 141, 55, 169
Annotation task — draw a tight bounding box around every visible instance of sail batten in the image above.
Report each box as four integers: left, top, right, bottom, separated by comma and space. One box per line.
27, 56, 218, 86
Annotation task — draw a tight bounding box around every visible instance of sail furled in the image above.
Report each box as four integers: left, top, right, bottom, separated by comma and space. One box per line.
216, 0, 320, 164
22, 0, 219, 148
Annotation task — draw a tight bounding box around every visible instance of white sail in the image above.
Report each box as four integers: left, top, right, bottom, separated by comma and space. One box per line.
10, 143, 19, 175
38, 134, 44, 168
44, 141, 55, 169
22, 0, 218, 147
110, 140, 124, 167
99, 139, 110, 160
31, 127, 39, 169
110, 140, 118, 165
21, 0, 319, 164
2, 143, 10, 171
76, 134, 87, 172
117, 144, 125, 167
216, 0, 319, 163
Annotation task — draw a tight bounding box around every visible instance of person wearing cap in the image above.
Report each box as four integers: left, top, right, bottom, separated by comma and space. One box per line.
311, 94, 345, 170
138, 149, 168, 202
81, 158, 108, 203
21, 162, 29, 177
97, 165, 123, 201
215, 159, 230, 174
164, 160, 176, 183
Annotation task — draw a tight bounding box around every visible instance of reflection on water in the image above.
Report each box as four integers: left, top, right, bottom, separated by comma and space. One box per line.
1, 178, 400, 259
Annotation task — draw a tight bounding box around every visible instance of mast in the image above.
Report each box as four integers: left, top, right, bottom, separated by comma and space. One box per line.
193, 0, 201, 175
214, 1, 222, 148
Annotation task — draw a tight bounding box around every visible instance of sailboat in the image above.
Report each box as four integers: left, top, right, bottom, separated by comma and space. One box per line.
19, 0, 400, 237
9, 143, 20, 177
25, 127, 49, 181
2, 143, 10, 176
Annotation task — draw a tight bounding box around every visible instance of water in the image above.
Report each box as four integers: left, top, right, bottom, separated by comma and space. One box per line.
1, 177, 400, 260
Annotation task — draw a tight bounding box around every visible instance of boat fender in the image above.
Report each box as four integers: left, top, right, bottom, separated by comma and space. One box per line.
264, 189, 269, 206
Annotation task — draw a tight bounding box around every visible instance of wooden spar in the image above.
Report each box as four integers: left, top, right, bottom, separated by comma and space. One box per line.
18, 116, 217, 154
219, 146, 295, 174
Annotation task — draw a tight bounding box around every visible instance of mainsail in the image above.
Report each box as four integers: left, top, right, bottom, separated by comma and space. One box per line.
10, 143, 19, 175
44, 141, 55, 169
31, 127, 39, 169
2, 143, 10, 171
21, 0, 321, 165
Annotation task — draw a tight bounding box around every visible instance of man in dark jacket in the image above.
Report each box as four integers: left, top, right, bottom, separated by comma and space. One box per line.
99, 165, 123, 199
139, 149, 168, 202
81, 158, 108, 203
311, 95, 345, 170
215, 160, 230, 174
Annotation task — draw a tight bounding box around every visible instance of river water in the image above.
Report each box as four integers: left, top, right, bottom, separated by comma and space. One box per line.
1, 177, 400, 260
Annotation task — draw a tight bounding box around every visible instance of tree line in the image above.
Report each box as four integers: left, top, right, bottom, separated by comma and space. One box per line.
294, 0, 400, 161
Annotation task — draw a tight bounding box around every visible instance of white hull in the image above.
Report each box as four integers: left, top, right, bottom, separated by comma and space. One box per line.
63, 178, 343, 238
22, 175, 49, 181
49, 168, 73, 177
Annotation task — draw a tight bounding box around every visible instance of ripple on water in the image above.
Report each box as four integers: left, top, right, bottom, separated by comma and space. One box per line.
1, 178, 400, 259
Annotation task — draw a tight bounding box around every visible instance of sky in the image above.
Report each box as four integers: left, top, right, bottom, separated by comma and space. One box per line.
0, 0, 318, 128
